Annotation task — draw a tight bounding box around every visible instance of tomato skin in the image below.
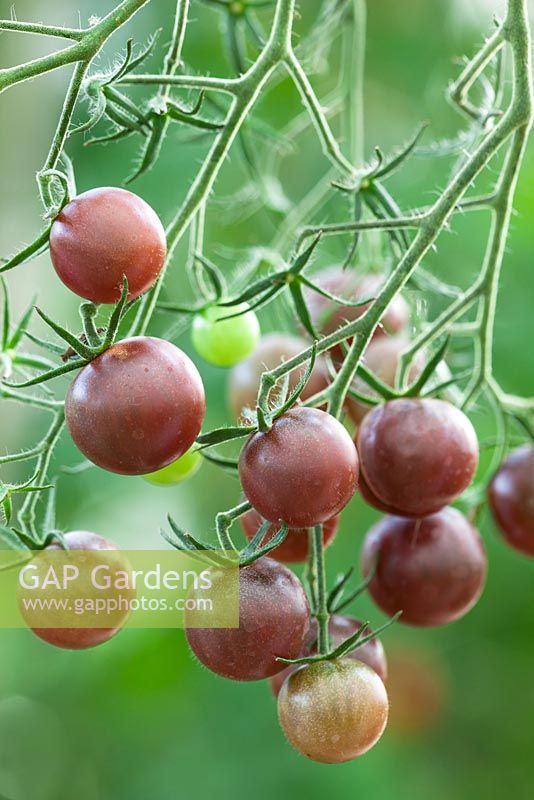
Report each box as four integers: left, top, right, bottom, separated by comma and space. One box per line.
240, 510, 339, 563
358, 398, 479, 517
270, 615, 388, 697
191, 303, 260, 367
50, 187, 167, 303
228, 333, 330, 419
361, 507, 487, 626
304, 267, 409, 362
278, 658, 389, 763
239, 407, 359, 527
65, 337, 206, 475
488, 445, 534, 556
144, 447, 202, 486
358, 469, 402, 515
21, 531, 128, 650
186, 558, 310, 681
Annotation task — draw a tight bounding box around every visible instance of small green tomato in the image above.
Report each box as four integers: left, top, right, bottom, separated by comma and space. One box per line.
191, 303, 260, 368
144, 447, 202, 486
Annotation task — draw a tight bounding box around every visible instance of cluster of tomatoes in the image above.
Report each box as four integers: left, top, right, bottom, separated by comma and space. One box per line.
24, 186, 533, 764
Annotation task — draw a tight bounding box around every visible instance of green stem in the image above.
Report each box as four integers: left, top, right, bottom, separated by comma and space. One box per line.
312, 525, 330, 655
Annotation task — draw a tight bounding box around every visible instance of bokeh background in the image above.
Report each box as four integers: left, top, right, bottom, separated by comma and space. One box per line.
0, 0, 533, 798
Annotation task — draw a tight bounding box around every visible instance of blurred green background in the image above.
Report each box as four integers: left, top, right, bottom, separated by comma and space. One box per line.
0, 1, 533, 798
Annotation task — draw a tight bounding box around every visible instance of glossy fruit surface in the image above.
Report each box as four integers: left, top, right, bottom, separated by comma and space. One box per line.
488, 444, 534, 556
240, 510, 339, 563
144, 447, 202, 486
66, 337, 205, 475
192, 303, 260, 367
278, 659, 389, 763
358, 470, 402, 515
346, 334, 422, 426
50, 187, 166, 303
228, 333, 329, 418
304, 267, 409, 361
20, 531, 129, 650
270, 614, 388, 696
358, 398, 479, 517
239, 407, 358, 527
186, 558, 310, 681
361, 507, 487, 626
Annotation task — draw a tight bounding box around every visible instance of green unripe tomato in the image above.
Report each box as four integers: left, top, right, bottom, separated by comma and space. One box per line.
191, 303, 260, 368
144, 447, 202, 486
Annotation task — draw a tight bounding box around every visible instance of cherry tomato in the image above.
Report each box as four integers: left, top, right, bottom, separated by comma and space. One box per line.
304, 267, 409, 362
346, 334, 422, 426
186, 557, 310, 681
358, 469, 402, 515
19, 531, 130, 650
361, 507, 487, 626
228, 333, 329, 419
488, 444, 534, 556
278, 658, 389, 763
66, 337, 205, 475
239, 407, 359, 527
240, 510, 339, 563
144, 446, 202, 486
50, 187, 167, 303
191, 303, 260, 367
357, 398, 479, 517
270, 614, 388, 697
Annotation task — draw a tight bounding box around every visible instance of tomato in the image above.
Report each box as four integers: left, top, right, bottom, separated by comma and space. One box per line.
19, 531, 129, 650
488, 444, 534, 556
304, 267, 409, 362
239, 407, 359, 527
240, 510, 339, 563
185, 557, 310, 681
144, 446, 202, 486
357, 398, 479, 517
278, 659, 389, 763
228, 333, 329, 419
65, 337, 205, 475
361, 507, 487, 626
270, 614, 388, 697
50, 187, 167, 303
386, 647, 447, 735
358, 469, 402, 514
346, 334, 422, 426
191, 303, 260, 367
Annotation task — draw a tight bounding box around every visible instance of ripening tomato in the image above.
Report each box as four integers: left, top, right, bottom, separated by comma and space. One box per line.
278, 659, 389, 763
49, 187, 167, 303
186, 558, 310, 681
488, 445, 534, 557
19, 531, 130, 650
191, 303, 260, 367
228, 333, 330, 419
361, 507, 487, 626
240, 510, 339, 563
346, 334, 423, 426
144, 446, 202, 486
239, 407, 359, 527
357, 398, 479, 517
304, 267, 409, 362
65, 337, 205, 475
270, 614, 388, 697
358, 470, 402, 515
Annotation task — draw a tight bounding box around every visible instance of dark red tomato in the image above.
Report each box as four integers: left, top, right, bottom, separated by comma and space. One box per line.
228, 333, 329, 419
239, 407, 359, 527
304, 267, 409, 362
65, 337, 205, 475
240, 509, 339, 563
358, 470, 402, 515
20, 531, 129, 650
488, 445, 534, 557
361, 507, 487, 626
185, 558, 310, 681
346, 334, 422, 426
270, 614, 388, 697
50, 187, 167, 303
358, 398, 479, 517
278, 658, 389, 763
